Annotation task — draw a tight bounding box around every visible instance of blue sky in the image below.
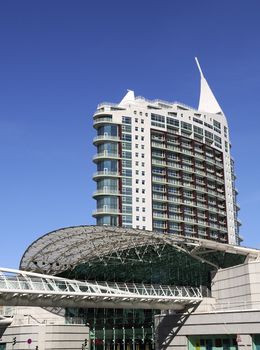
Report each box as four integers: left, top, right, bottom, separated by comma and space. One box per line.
0, 0, 260, 268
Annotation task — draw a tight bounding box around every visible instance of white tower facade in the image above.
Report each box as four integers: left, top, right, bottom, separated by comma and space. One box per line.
92, 61, 241, 245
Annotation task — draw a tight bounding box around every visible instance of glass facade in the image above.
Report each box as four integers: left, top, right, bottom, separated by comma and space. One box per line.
188, 336, 238, 350
94, 120, 120, 226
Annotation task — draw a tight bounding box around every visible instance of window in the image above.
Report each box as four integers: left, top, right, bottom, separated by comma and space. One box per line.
122, 116, 131, 124
122, 124, 131, 132
135, 161, 139, 166
141, 162, 145, 167
141, 128, 144, 132
214, 135, 222, 144
136, 179, 139, 184
135, 118, 138, 123
142, 189, 145, 194
151, 113, 165, 127
122, 142, 131, 150
142, 171, 145, 176
141, 145, 144, 149
224, 126, 228, 137
204, 122, 213, 129
194, 126, 203, 135
136, 170, 139, 175
136, 189, 139, 193
135, 135, 138, 140
122, 151, 131, 159
141, 154, 145, 158
141, 119, 144, 124
135, 144, 138, 148
122, 134, 131, 141
141, 136, 144, 141
135, 152, 139, 157
142, 198, 145, 203
142, 208, 145, 212
122, 160, 132, 167
167, 117, 179, 127
135, 127, 138, 131
213, 120, 221, 129
142, 180, 145, 185
136, 207, 139, 211
136, 197, 139, 202
181, 121, 192, 131
205, 130, 213, 139
136, 216, 139, 221
142, 217, 146, 221
193, 117, 203, 125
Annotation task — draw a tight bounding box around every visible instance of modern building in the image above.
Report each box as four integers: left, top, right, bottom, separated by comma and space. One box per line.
1, 226, 260, 350
0, 61, 253, 350
93, 59, 241, 245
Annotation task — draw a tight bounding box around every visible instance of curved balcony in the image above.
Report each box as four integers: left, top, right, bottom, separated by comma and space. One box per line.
93, 135, 120, 145
93, 171, 121, 180
93, 116, 116, 128
92, 208, 121, 216
93, 152, 121, 162
93, 188, 121, 198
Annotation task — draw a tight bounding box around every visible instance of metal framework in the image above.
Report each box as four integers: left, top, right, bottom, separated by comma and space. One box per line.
20, 226, 260, 275
0, 268, 202, 310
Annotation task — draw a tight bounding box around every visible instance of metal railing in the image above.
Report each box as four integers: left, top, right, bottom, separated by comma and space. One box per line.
0, 268, 204, 310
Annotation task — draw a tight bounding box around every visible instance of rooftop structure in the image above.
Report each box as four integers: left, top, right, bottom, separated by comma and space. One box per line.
92, 59, 241, 245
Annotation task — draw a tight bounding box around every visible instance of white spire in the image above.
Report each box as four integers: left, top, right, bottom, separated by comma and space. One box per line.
119, 89, 135, 105
195, 57, 222, 114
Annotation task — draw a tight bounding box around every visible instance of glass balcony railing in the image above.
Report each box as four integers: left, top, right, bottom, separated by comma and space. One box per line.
93, 135, 120, 144
93, 152, 120, 161
92, 208, 120, 215
93, 171, 121, 179
93, 189, 120, 197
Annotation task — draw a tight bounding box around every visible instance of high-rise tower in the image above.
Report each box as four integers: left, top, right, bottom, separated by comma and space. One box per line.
92, 60, 241, 245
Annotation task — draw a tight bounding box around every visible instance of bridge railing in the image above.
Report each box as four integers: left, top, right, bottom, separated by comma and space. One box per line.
0, 267, 206, 309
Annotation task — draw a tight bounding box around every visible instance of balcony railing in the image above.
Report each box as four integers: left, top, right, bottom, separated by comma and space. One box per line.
93, 171, 121, 178
92, 208, 121, 215
93, 189, 121, 197
93, 152, 120, 161
93, 135, 120, 144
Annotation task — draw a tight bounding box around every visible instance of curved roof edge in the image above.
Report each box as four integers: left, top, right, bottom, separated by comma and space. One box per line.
20, 225, 260, 275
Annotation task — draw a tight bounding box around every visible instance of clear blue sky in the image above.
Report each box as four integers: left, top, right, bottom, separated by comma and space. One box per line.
0, 0, 260, 268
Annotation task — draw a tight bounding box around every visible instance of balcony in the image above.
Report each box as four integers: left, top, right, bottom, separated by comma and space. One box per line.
93, 152, 120, 162
151, 142, 166, 149
93, 135, 120, 145
152, 159, 167, 167
152, 176, 166, 183
194, 153, 204, 160
93, 116, 115, 127
93, 171, 121, 179
182, 149, 193, 156
153, 194, 167, 201
167, 145, 181, 152
92, 207, 121, 216
153, 213, 168, 219
93, 188, 121, 198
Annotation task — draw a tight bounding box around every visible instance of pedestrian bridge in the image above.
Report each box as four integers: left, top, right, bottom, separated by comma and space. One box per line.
0, 268, 204, 310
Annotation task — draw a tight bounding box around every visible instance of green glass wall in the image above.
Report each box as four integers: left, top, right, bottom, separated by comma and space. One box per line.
188, 336, 238, 350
